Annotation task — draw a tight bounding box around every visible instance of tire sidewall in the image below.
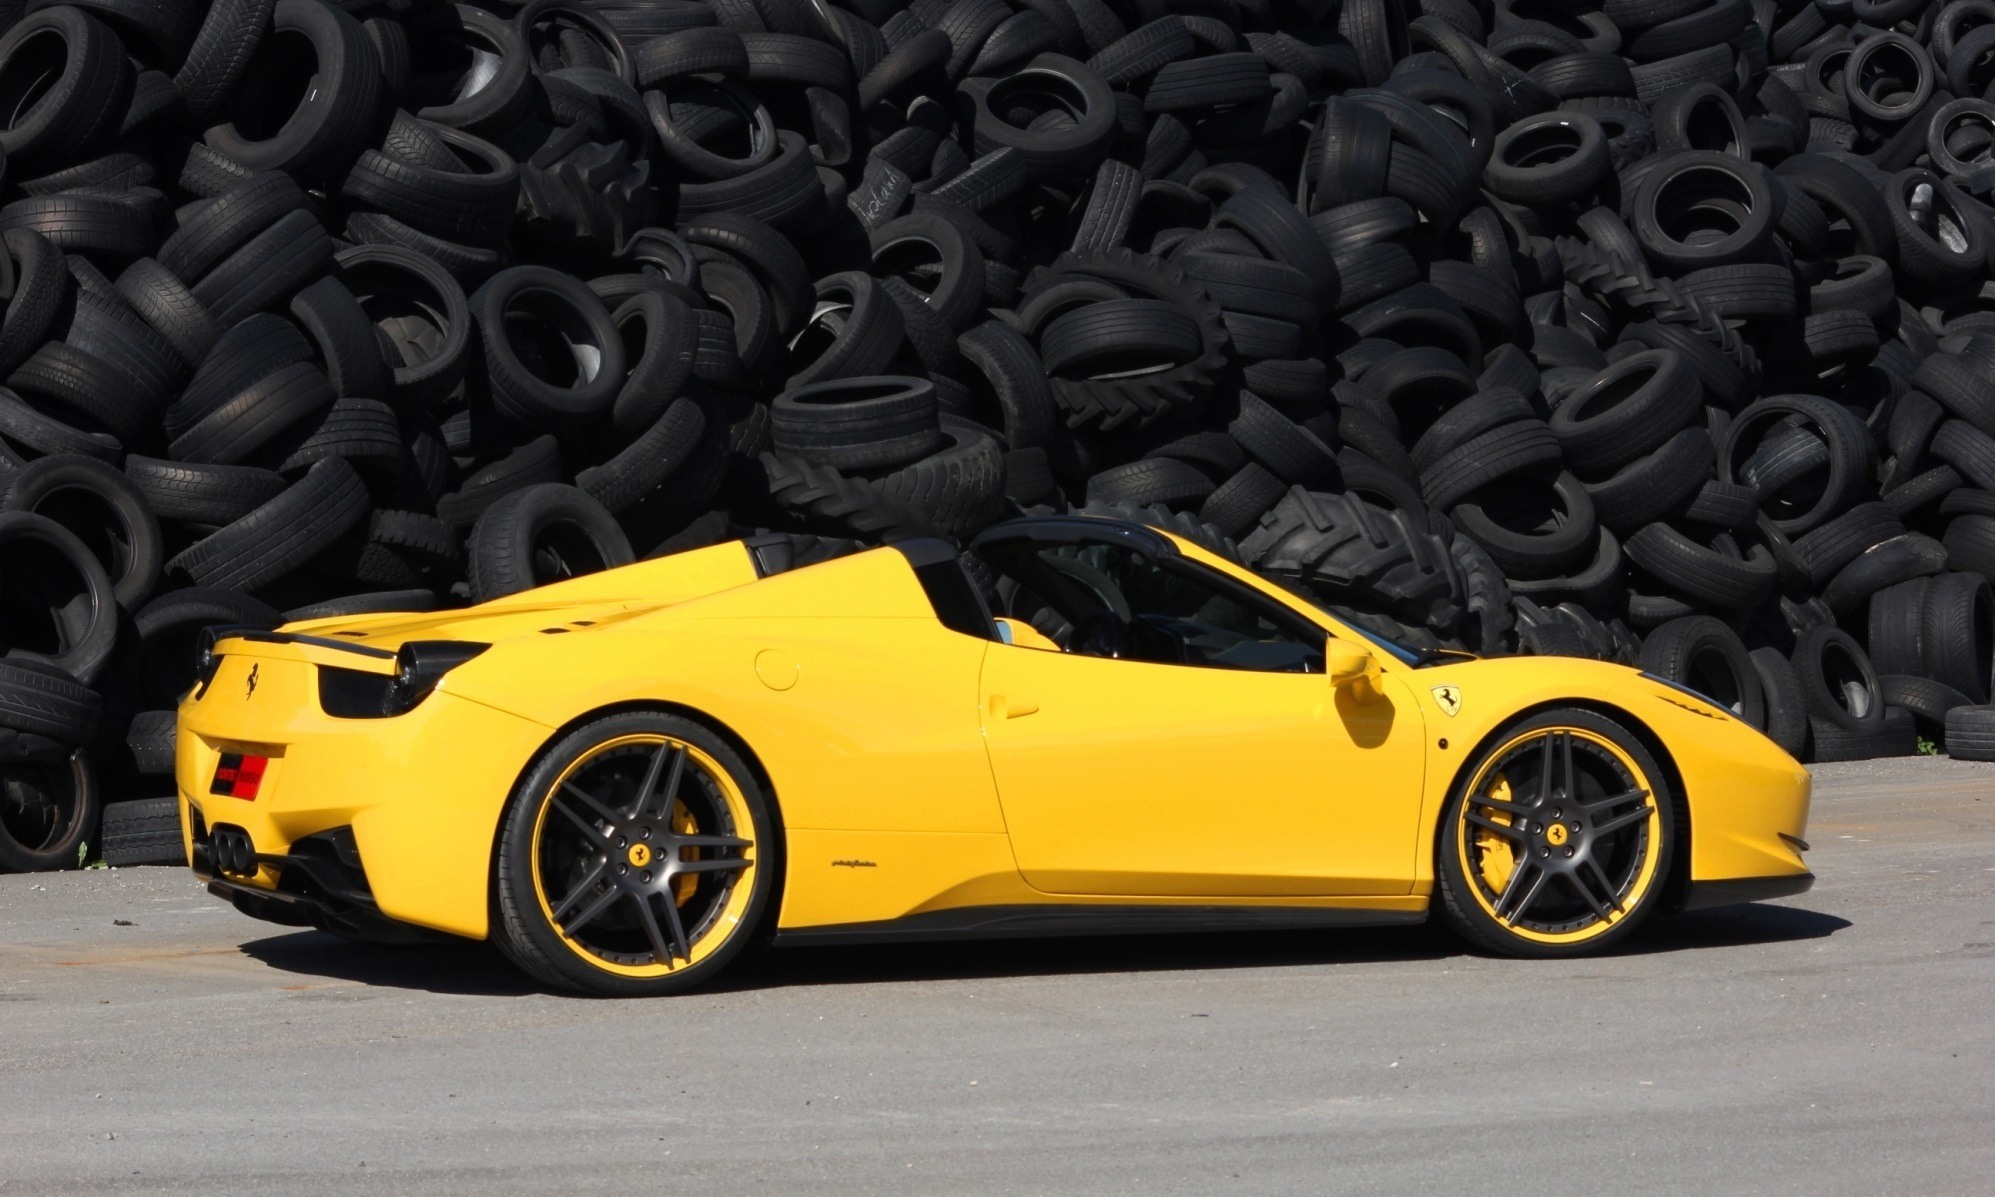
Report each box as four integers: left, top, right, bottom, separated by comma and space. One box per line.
494, 709, 779, 996
1436, 707, 1677, 959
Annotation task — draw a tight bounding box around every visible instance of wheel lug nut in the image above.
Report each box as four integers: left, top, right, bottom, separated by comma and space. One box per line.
1564, 847, 1574, 858
617, 837, 627, 849
642, 871, 652, 884
618, 865, 628, 876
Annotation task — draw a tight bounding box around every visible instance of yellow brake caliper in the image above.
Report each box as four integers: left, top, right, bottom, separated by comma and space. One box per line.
1475, 773, 1517, 895
671, 799, 699, 905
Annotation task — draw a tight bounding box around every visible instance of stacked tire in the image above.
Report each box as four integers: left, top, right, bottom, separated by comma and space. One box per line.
2, 0, 1995, 873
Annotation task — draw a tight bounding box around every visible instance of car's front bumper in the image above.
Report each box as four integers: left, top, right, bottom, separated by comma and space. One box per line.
178, 645, 554, 939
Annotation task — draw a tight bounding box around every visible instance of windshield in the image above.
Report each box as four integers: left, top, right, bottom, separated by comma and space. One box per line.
1256, 572, 1461, 667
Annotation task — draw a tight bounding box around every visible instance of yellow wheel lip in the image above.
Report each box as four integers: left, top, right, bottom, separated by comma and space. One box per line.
529, 732, 758, 979
1456, 725, 1663, 947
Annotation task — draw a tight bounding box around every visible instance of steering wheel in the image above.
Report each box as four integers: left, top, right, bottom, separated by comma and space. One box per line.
1067, 609, 1129, 658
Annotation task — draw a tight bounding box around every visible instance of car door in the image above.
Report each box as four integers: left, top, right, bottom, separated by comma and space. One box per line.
975, 528, 1428, 897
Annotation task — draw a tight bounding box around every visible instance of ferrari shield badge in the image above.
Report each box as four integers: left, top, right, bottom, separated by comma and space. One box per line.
1431, 684, 1462, 717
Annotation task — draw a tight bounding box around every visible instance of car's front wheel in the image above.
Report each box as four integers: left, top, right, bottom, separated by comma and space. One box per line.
1436, 709, 1676, 957
493, 711, 776, 995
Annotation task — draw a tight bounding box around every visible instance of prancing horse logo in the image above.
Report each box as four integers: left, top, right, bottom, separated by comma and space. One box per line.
1431, 685, 1461, 717
245, 663, 259, 700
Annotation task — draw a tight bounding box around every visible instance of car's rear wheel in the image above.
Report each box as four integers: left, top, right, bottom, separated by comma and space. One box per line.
1436, 709, 1675, 957
493, 711, 775, 995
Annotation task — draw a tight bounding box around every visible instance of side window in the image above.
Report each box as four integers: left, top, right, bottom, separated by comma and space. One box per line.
981, 540, 1325, 673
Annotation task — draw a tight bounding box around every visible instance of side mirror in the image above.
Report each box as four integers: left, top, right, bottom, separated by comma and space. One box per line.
1325, 639, 1383, 702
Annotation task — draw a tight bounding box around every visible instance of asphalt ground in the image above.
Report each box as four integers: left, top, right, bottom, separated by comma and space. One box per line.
1, 756, 1991, 1194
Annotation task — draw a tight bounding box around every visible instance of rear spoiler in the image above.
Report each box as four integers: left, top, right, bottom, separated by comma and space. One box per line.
201, 624, 396, 661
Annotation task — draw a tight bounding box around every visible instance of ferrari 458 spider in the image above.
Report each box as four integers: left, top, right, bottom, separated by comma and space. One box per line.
177, 514, 1813, 994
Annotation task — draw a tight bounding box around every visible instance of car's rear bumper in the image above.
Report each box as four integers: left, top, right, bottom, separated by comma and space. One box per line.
178, 644, 553, 939
1680, 872, 1815, 911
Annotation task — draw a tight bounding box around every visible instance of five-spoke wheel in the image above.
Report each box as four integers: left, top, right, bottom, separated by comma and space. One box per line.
1437, 709, 1676, 956
494, 711, 775, 995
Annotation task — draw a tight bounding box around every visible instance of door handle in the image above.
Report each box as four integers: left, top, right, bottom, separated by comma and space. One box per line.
987, 694, 1039, 719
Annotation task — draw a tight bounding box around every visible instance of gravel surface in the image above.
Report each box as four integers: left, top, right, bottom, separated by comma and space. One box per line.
1, 757, 1991, 1194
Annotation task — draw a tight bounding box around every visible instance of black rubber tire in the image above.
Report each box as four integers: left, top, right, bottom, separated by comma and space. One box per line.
957, 318, 1055, 449
1718, 395, 1875, 536
287, 275, 390, 401
491, 708, 778, 995
124, 455, 286, 526
961, 53, 1117, 179
165, 456, 371, 592
0, 6, 133, 170
585, 292, 687, 438
1040, 297, 1204, 378
8, 340, 162, 447
1228, 391, 1339, 488
1945, 704, 1995, 759
1795, 502, 1906, 588
158, 170, 307, 282
1790, 624, 1886, 733
1418, 419, 1563, 511
1482, 112, 1609, 205
0, 388, 119, 462
1, 454, 163, 611
187, 207, 334, 327
1085, 456, 1214, 508
123, 712, 176, 777
115, 257, 222, 370
1886, 169, 1986, 288
98, 794, 182, 865
1630, 150, 1775, 273
1624, 522, 1776, 610
332, 243, 472, 410
168, 359, 335, 466
0, 228, 71, 376
1918, 570, 1995, 704
1749, 645, 1809, 758
473, 266, 626, 433
1638, 614, 1766, 727
1880, 674, 1976, 726
769, 375, 942, 472
1583, 425, 1713, 533
173, 0, 275, 120
0, 511, 117, 687
1240, 486, 1464, 633
0, 749, 98, 872
467, 483, 634, 602
575, 396, 708, 516
1822, 533, 1950, 614
1451, 471, 1599, 579
340, 122, 519, 245
436, 434, 564, 530
1548, 349, 1701, 476
868, 210, 986, 333
1434, 707, 1677, 958
202, 0, 382, 184
1810, 707, 1919, 762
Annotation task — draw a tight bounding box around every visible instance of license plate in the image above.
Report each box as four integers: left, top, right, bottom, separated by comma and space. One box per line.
210, 753, 269, 800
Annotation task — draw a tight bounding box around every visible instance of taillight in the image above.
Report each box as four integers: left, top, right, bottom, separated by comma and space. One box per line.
211, 753, 269, 800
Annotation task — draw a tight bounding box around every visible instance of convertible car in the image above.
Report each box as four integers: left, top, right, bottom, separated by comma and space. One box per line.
175, 514, 1813, 995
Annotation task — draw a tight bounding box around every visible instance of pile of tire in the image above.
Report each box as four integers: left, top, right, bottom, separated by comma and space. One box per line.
1, 0, 1994, 873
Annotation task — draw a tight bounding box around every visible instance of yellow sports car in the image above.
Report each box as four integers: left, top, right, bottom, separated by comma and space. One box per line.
176, 514, 1813, 995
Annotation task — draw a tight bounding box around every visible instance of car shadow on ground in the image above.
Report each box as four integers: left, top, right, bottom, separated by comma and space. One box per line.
232, 902, 1851, 998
